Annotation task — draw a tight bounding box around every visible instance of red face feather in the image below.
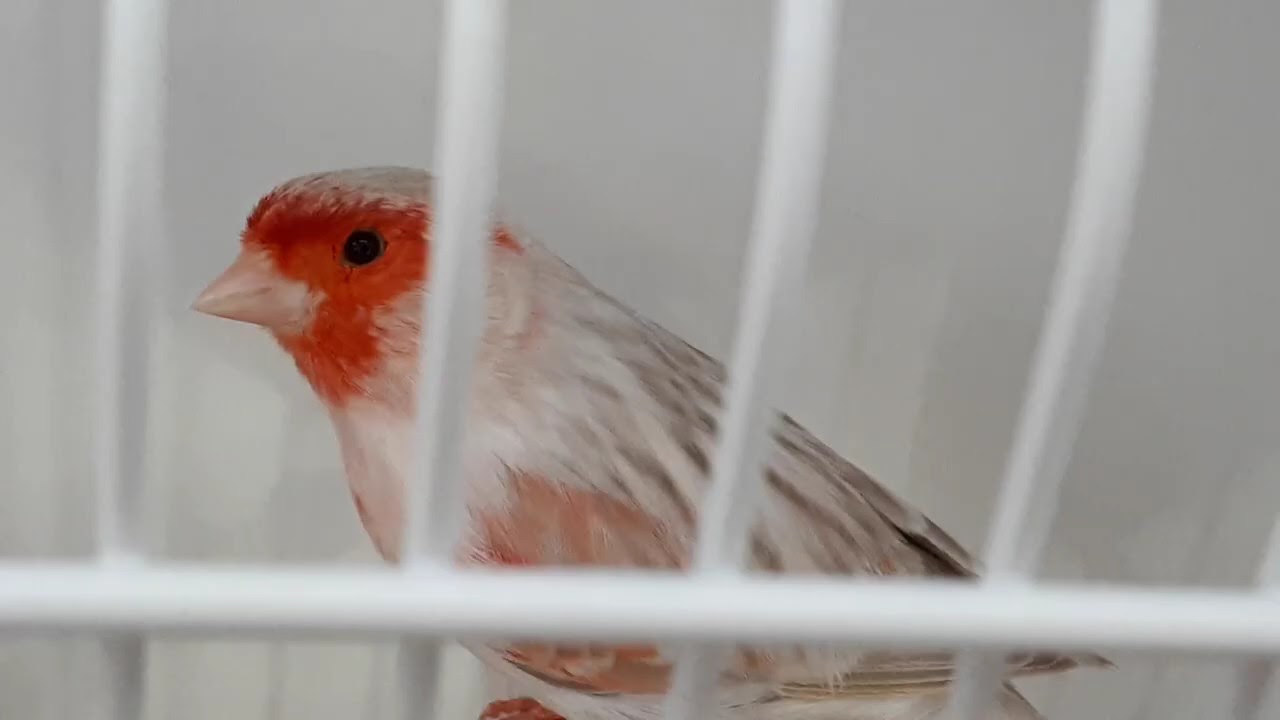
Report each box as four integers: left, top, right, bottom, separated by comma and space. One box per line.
197, 170, 526, 408
242, 187, 432, 406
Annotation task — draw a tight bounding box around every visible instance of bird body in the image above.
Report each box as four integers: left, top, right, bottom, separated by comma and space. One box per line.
194, 167, 1109, 720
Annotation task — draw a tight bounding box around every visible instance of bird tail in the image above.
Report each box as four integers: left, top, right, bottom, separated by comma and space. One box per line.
906, 683, 1046, 720
753, 682, 1047, 720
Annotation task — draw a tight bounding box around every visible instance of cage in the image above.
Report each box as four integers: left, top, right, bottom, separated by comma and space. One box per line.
2, 1, 1278, 720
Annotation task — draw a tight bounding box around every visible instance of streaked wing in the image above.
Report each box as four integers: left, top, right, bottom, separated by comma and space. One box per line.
478, 276, 1110, 697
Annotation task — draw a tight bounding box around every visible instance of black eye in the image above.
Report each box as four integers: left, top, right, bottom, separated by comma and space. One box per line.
342, 229, 385, 267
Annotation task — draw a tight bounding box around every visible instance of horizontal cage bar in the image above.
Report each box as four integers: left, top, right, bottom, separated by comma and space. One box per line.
0, 564, 1278, 656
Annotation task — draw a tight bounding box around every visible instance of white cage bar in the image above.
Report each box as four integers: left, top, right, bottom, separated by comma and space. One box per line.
399, 1, 509, 719
90, 0, 170, 716
402, 0, 508, 567
665, 3, 840, 720
945, 0, 1159, 717
4, 566, 1280, 654
15, 1, 1280, 720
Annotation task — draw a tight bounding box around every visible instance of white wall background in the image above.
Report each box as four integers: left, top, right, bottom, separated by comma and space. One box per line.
2, 1, 1279, 719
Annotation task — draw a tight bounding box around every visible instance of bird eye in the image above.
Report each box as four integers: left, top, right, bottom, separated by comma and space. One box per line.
342, 229, 385, 267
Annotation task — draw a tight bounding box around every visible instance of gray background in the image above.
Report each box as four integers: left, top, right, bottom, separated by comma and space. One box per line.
3, 2, 1278, 719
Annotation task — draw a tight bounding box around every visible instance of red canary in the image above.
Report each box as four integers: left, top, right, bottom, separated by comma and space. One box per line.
194, 167, 1109, 720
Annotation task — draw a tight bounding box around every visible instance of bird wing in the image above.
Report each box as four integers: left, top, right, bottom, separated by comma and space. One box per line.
471, 278, 1109, 697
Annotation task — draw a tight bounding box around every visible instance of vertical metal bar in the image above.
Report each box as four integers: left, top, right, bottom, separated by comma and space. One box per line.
91, 0, 169, 715
1234, 657, 1278, 720
402, 0, 508, 568
364, 646, 392, 720
94, 0, 167, 564
399, 639, 446, 720
944, 1, 1158, 718
664, 3, 840, 720
1231, 518, 1280, 720
398, 1, 507, 719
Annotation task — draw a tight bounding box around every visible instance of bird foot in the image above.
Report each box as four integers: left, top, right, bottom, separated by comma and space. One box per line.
479, 698, 567, 720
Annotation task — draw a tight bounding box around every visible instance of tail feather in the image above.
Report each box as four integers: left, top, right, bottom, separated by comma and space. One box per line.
745, 682, 1046, 720
911, 683, 1045, 720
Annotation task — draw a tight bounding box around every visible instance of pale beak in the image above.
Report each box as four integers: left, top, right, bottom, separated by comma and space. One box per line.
192, 249, 311, 330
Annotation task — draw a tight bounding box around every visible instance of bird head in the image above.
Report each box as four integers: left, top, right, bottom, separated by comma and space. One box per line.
192, 166, 520, 408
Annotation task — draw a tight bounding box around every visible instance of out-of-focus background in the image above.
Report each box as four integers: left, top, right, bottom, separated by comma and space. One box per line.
3, 2, 1279, 719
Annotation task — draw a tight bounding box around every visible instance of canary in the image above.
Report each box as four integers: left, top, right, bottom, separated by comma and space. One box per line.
194, 167, 1109, 719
